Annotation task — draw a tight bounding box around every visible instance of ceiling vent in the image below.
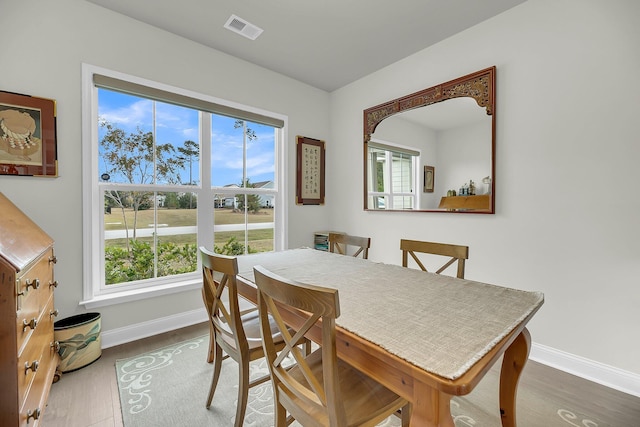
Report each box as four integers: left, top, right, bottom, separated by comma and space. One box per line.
224, 15, 263, 40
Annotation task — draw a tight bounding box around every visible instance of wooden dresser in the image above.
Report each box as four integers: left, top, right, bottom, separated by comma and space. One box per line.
0, 192, 59, 427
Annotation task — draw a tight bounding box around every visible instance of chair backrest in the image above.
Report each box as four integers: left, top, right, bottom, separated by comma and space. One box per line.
200, 247, 248, 353
400, 239, 469, 279
328, 232, 371, 259
253, 265, 346, 426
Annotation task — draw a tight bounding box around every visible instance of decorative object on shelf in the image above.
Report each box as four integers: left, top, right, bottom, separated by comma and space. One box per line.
0, 90, 58, 177
296, 135, 325, 205
423, 165, 435, 193
458, 180, 476, 196
482, 176, 492, 194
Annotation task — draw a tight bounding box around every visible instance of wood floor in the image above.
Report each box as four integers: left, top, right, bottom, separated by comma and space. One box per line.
41, 322, 640, 427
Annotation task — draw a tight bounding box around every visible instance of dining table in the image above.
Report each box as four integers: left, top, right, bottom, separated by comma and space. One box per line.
234, 248, 544, 427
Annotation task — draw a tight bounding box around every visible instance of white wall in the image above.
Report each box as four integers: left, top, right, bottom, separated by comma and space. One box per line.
0, 0, 330, 333
437, 121, 492, 197
328, 0, 640, 382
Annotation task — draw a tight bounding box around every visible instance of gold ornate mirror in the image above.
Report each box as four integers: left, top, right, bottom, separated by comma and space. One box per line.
363, 66, 495, 213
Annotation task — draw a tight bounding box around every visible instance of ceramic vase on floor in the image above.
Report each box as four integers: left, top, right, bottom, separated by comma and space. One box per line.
54, 312, 102, 373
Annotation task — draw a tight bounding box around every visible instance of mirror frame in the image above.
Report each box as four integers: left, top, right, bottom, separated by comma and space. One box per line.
363, 66, 496, 213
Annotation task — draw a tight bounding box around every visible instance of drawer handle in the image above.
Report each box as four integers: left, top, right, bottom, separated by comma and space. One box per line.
51, 341, 61, 352
49, 255, 57, 264
25, 360, 39, 374
26, 278, 40, 291
26, 408, 41, 423
49, 280, 59, 288
50, 309, 59, 318
23, 318, 37, 331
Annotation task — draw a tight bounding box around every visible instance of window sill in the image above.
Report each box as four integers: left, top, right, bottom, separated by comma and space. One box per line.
80, 277, 202, 309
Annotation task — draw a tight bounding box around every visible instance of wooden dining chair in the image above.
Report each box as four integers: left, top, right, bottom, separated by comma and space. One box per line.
328, 232, 371, 259
400, 239, 469, 279
200, 247, 310, 427
253, 265, 411, 427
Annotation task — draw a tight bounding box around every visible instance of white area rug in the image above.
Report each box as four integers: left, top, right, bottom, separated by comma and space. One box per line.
116, 335, 606, 427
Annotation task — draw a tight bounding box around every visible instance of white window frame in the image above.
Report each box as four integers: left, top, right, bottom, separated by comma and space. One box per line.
368, 138, 419, 210
80, 64, 288, 308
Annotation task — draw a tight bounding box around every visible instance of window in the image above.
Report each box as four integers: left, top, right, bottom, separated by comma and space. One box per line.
367, 141, 419, 210
81, 65, 286, 307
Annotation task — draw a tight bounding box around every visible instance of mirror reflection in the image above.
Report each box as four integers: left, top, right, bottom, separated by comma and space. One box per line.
363, 67, 495, 213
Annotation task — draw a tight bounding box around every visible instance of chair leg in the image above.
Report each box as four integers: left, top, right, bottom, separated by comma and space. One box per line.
206, 324, 215, 363
400, 403, 411, 427
206, 344, 223, 408
234, 358, 250, 427
274, 397, 288, 427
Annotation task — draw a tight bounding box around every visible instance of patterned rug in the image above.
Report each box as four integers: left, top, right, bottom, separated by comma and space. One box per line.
115, 335, 607, 427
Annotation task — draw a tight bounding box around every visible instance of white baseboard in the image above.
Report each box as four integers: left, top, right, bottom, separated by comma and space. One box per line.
101, 308, 208, 349
531, 342, 640, 398
101, 312, 640, 399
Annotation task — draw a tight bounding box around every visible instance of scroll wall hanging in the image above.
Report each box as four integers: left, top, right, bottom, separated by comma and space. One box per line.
296, 135, 325, 205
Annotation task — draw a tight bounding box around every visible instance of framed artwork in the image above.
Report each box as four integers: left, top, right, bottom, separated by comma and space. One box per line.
423, 165, 434, 193
296, 136, 325, 205
0, 90, 57, 177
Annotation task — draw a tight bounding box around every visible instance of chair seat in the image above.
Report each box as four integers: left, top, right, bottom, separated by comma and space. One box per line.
219, 311, 285, 351
283, 349, 407, 426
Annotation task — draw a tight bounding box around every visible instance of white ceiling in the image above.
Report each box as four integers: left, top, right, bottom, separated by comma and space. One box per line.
86, 0, 525, 92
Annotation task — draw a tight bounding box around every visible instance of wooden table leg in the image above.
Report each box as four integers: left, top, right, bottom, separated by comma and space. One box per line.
410, 381, 455, 427
499, 328, 531, 427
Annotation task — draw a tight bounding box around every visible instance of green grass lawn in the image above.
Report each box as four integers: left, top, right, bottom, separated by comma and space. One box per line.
104, 207, 273, 229
104, 207, 274, 252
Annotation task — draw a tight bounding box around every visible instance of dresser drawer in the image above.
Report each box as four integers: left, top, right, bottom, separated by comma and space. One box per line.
16, 248, 55, 311
19, 335, 58, 427
16, 251, 55, 354
17, 295, 55, 407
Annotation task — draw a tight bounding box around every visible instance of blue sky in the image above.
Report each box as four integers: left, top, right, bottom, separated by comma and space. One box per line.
97, 89, 275, 187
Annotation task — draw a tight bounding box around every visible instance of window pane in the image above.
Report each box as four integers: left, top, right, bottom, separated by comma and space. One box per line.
392, 196, 414, 210
103, 190, 156, 284
391, 152, 413, 193
245, 122, 276, 185
211, 116, 276, 187
156, 192, 198, 277
211, 114, 243, 187
248, 227, 274, 253
103, 191, 197, 285
247, 194, 274, 253
98, 90, 153, 184
370, 195, 386, 209
213, 199, 246, 254
155, 103, 200, 186
212, 194, 274, 255
369, 147, 386, 192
